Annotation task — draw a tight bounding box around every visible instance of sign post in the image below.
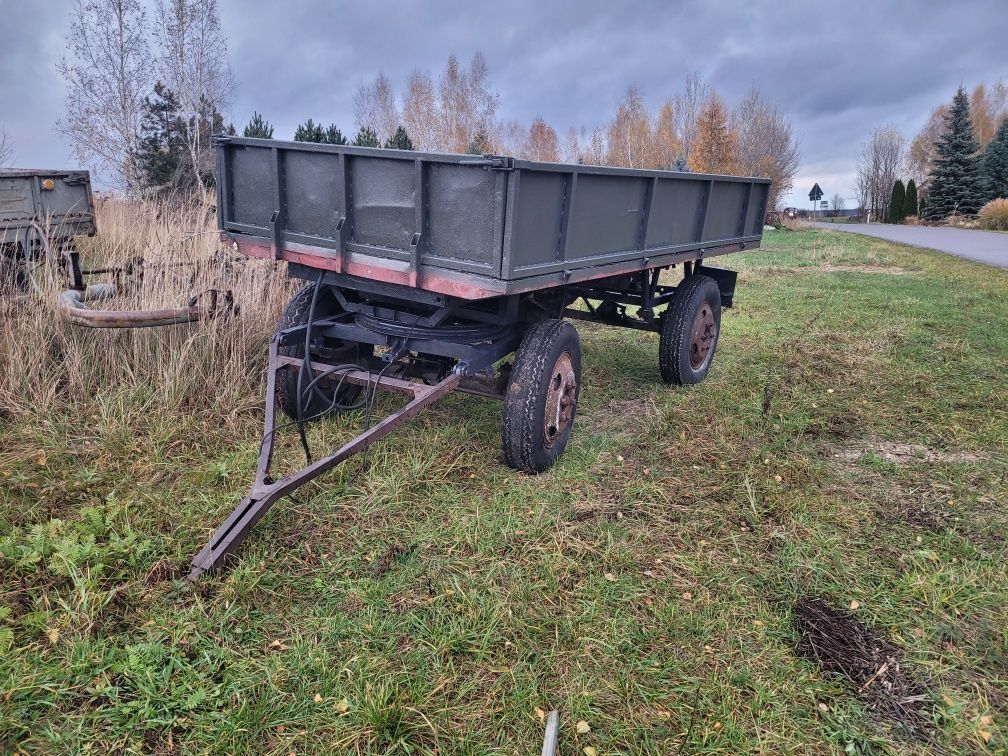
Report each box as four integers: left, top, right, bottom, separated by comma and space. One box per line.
808, 183, 824, 220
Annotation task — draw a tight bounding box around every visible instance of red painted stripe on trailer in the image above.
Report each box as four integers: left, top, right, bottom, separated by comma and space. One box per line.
222, 232, 754, 301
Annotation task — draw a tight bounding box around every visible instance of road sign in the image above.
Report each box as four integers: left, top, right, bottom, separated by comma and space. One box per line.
820, 200, 828, 208
809, 183, 824, 202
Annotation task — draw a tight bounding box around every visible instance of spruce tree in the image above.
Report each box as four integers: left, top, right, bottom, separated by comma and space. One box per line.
353, 127, 380, 147
924, 88, 982, 219
978, 117, 1008, 202
243, 112, 274, 139
385, 126, 414, 150
903, 179, 918, 218
323, 125, 348, 145
888, 180, 906, 223
294, 118, 325, 142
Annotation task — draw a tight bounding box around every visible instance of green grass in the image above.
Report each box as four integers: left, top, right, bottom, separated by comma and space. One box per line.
2, 229, 1007, 753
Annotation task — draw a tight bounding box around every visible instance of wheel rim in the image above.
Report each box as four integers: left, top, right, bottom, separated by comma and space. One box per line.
689, 302, 717, 370
543, 351, 577, 448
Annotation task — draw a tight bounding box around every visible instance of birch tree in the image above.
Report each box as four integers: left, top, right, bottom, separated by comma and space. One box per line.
0, 128, 12, 166
605, 86, 653, 168
402, 70, 440, 151
856, 125, 905, 221
522, 117, 559, 162
152, 0, 234, 188
732, 87, 800, 210
354, 71, 400, 145
674, 72, 708, 166
652, 99, 680, 170
57, 0, 151, 190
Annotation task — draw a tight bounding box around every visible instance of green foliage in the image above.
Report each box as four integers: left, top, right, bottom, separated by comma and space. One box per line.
4, 229, 1008, 751
887, 180, 906, 223
353, 126, 380, 148
0, 504, 152, 579
465, 131, 491, 155
924, 88, 983, 219
384, 126, 414, 150
242, 112, 274, 139
978, 117, 1008, 202
136, 81, 229, 195
323, 125, 348, 145
294, 118, 325, 142
136, 82, 187, 194
902, 179, 918, 218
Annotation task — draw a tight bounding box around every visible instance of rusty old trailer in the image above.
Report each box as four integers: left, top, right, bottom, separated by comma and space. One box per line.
215, 137, 769, 298
191, 138, 771, 577
1, 169, 96, 288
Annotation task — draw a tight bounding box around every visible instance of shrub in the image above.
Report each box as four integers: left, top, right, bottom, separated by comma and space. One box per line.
903, 215, 920, 226
977, 198, 1008, 230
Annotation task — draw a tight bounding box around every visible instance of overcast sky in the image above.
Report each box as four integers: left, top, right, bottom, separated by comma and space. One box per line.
2, 0, 1006, 207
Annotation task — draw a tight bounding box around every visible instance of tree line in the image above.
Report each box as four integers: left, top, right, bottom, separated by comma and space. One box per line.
242, 56, 799, 211
857, 80, 1008, 222
58, 3, 798, 210
58, 0, 234, 195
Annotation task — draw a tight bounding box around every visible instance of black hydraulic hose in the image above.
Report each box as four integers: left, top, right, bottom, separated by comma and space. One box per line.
295, 272, 326, 463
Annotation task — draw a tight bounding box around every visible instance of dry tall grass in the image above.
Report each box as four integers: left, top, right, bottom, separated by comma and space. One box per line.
0, 197, 293, 420
978, 198, 1008, 231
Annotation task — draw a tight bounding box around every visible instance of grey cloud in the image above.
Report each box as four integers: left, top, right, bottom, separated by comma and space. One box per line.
2, 0, 1006, 205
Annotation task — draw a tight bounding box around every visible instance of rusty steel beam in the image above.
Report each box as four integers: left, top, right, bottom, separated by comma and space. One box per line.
189, 343, 463, 579
58, 285, 233, 329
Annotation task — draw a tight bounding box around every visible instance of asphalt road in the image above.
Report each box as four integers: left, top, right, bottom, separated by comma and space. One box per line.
812, 222, 1008, 268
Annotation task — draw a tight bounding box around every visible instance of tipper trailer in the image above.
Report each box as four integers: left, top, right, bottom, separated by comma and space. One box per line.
191, 137, 771, 576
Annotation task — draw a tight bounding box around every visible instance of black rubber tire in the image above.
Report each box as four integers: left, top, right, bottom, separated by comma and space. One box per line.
659, 274, 722, 385
502, 319, 582, 473
275, 283, 364, 421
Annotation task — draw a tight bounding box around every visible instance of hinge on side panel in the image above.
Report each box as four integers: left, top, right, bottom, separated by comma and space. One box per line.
459, 156, 514, 171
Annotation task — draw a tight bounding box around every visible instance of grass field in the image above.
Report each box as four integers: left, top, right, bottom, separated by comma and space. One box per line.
1, 220, 1007, 753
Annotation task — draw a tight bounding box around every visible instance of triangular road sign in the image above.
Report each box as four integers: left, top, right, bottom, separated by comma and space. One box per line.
808, 183, 824, 201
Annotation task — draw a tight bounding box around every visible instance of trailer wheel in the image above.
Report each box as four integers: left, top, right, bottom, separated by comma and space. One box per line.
502, 319, 582, 473
659, 275, 721, 385
276, 283, 364, 421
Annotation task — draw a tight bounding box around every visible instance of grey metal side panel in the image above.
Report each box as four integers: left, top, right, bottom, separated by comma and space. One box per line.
219, 139, 507, 277
645, 178, 708, 247
504, 170, 566, 275
0, 170, 95, 244
217, 137, 771, 292
500, 160, 770, 282
703, 182, 749, 242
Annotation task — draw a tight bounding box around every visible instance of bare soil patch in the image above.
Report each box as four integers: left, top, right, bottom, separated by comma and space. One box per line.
759, 264, 911, 276
792, 597, 931, 735
583, 397, 658, 436
834, 440, 987, 466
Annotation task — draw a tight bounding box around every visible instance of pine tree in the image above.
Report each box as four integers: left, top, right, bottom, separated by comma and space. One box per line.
294, 118, 325, 142
243, 112, 274, 139
323, 125, 348, 145
924, 88, 982, 219
136, 82, 188, 194
353, 127, 380, 147
903, 179, 918, 218
384, 126, 414, 150
465, 131, 491, 155
888, 180, 906, 223
978, 117, 1008, 202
